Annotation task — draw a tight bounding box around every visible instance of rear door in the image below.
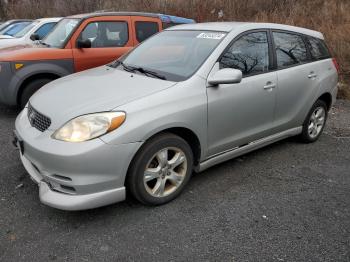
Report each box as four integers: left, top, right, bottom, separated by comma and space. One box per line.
131, 16, 162, 45
207, 31, 277, 156
272, 31, 320, 131
71, 16, 134, 72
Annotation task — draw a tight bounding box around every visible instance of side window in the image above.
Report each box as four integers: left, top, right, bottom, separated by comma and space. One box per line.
34, 22, 57, 39
162, 22, 176, 29
79, 21, 128, 48
220, 31, 269, 76
135, 21, 159, 42
307, 37, 330, 60
273, 32, 308, 68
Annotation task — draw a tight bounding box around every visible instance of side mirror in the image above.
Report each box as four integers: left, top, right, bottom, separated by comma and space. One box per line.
208, 68, 242, 86
77, 39, 92, 49
30, 33, 40, 41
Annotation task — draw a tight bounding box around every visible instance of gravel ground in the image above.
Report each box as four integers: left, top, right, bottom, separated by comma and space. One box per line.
0, 101, 349, 262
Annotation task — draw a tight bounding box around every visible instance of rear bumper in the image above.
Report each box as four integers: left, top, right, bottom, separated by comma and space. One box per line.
331, 83, 338, 107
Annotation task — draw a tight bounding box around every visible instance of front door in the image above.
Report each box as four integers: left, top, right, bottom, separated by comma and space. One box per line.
207, 31, 277, 156
72, 16, 134, 72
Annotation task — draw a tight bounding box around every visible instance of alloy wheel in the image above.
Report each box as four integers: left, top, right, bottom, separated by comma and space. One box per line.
143, 147, 188, 198
308, 106, 326, 139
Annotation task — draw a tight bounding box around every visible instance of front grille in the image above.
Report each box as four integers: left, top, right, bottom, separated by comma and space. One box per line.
27, 103, 51, 132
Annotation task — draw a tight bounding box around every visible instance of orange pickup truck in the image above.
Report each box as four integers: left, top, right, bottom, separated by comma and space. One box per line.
0, 12, 195, 107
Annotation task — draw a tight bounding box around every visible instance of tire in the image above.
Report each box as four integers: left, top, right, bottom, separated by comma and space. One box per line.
126, 133, 193, 205
300, 100, 328, 143
19, 78, 53, 109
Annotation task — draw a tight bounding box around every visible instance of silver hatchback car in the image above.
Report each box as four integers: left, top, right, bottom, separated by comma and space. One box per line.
14, 22, 338, 210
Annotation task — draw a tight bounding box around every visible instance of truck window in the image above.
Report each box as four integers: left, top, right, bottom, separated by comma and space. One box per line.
135, 21, 159, 42
80, 21, 128, 48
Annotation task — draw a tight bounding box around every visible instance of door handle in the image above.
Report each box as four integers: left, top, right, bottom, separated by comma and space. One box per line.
308, 72, 318, 79
263, 82, 276, 90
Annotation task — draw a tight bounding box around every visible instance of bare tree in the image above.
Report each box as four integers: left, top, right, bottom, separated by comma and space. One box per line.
0, 0, 7, 20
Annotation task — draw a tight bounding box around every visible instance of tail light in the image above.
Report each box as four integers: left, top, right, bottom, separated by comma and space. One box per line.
332, 58, 340, 74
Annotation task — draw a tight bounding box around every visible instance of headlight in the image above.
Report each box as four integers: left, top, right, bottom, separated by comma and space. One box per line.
52, 112, 126, 142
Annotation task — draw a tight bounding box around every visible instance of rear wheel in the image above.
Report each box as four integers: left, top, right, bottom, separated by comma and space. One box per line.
127, 133, 193, 205
300, 100, 328, 143
19, 78, 53, 109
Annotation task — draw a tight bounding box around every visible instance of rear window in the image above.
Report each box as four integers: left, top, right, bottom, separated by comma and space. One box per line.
307, 37, 330, 60
135, 21, 159, 42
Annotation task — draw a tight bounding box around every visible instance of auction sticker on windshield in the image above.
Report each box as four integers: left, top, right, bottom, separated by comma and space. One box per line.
197, 32, 226, 40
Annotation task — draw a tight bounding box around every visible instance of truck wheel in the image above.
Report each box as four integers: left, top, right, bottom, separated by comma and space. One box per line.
126, 133, 193, 205
19, 78, 53, 108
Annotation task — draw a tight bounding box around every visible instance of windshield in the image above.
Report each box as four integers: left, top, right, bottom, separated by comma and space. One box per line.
120, 30, 226, 82
42, 18, 79, 48
13, 21, 38, 38
0, 22, 32, 36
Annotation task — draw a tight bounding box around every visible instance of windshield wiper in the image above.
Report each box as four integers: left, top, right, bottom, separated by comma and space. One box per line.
109, 61, 166, 80
130, 66, 167, 80
109, 60, 134, 72
40, 41, 51, 47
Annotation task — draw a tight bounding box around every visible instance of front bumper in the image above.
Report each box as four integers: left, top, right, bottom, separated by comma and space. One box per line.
15, 108, 142, 210
20, 153, 126, 210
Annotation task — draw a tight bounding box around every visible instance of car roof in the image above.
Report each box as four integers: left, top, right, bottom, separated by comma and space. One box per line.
35, 17, 62, 23
167, 22, 324, 39
4, 19, 33, 23
67, 11, 195, 24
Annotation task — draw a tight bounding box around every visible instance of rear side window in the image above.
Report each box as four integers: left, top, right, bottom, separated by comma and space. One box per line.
35, 22, 57, 40
220, 31, 269, 76
80, 21, 128, 48
273, 32, 308, 68
307, 37, 330, 60
135, 21, 159, 42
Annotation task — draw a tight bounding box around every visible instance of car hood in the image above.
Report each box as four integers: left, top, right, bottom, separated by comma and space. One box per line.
0, 38, 25, 49
30, 66, 177, 130
0, 44, 72, 61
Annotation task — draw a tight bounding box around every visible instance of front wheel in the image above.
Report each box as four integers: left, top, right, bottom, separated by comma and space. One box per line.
126, 133, 193, 205
300, 100, 328, 143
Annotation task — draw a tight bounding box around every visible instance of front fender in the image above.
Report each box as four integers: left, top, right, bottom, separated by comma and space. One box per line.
100, 76, 209, 161
10, 59, 74, 105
